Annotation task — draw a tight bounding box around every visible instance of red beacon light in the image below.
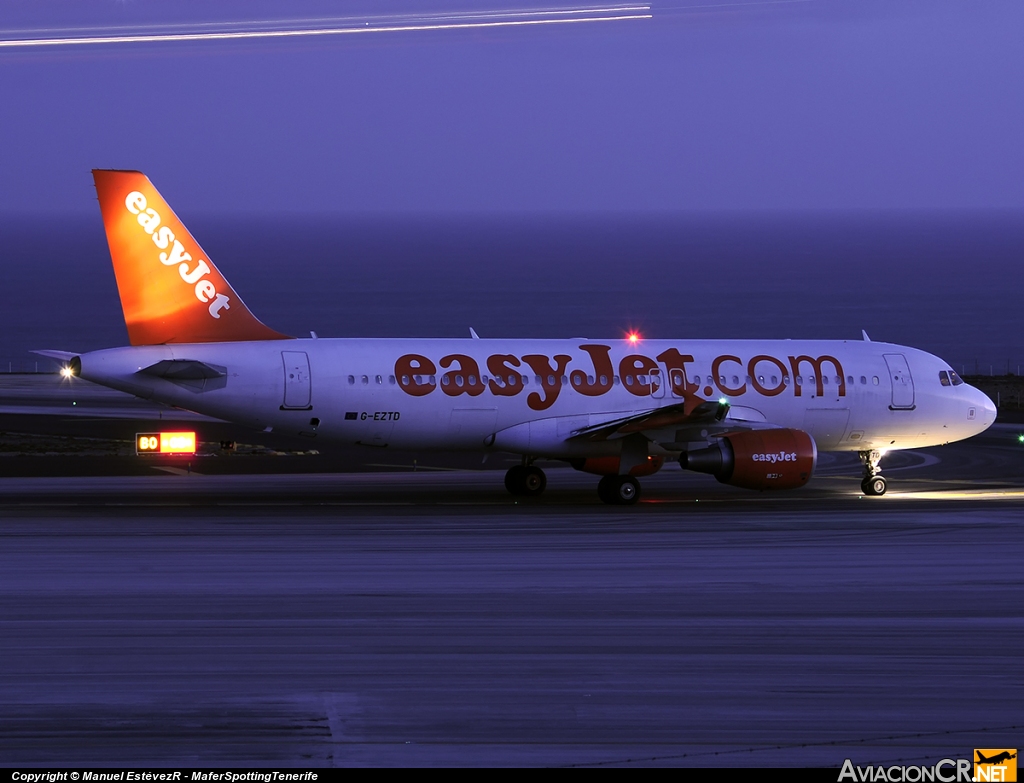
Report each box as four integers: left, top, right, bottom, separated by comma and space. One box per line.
626, 331, 641, 345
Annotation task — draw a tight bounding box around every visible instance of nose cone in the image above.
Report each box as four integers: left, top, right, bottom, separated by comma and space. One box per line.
980, 390, 997, 425
970, 385, 997, 433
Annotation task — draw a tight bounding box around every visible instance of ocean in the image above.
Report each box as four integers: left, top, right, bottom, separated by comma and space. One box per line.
2, 212, 1022, 375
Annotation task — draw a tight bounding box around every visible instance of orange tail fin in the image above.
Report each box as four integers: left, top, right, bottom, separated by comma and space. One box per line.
93, 170, 290, 345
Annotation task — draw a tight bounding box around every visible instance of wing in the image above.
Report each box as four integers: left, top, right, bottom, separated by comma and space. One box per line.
568, 394, 779, 445
570, 398, 730, 442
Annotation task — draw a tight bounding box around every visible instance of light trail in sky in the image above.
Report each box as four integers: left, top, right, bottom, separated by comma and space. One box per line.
0, 5, 652, 49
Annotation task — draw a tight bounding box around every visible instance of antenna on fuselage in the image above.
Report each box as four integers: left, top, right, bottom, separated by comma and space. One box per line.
469, 327, 480, 339
861, 330, 871, 342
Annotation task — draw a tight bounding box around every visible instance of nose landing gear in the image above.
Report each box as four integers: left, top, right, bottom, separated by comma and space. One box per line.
859, 450, 887, 496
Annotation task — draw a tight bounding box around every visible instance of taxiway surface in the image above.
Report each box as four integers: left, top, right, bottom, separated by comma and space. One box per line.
0, 427, 1022, 767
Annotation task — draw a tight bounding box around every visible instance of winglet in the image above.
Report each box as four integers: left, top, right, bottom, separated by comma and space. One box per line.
92, 170, 290, 345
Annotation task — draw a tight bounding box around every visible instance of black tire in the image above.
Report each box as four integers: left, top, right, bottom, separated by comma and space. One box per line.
613, 476, 641, 505
862, 475, 887, 496
597, 475, 615, 505
521, 466, 547, 496
505, 465, 525, 496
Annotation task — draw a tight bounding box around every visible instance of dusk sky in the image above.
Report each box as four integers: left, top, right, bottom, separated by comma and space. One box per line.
3, 0, 1024, 215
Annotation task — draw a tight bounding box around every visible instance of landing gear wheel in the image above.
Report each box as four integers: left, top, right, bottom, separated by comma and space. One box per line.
599, 475, 641, 505
505, 464, 547, 497
613, 476, 640, 505
862, 475, 887, 496
520, 466, 547, 497
858, 450, 886, 495
504, 465, 526, 496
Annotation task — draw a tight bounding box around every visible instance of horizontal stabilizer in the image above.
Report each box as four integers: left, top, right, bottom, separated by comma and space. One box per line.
138, 359, 227, 381
31, 350, 79, 361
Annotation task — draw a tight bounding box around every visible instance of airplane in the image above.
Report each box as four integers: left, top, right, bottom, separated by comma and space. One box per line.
38, 170, 997, 504
976, 752, 1017, 765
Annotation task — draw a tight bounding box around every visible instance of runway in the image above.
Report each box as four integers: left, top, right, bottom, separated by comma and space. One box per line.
0, 425, 1022, 767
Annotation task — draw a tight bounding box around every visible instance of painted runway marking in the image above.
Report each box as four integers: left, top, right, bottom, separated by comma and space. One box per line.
151, 466, 201, 476
887, 489, 1024, 501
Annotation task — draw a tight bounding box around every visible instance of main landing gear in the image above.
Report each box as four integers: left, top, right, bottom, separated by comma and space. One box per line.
859, 449, 887, 496
503, 462, 642, 505
597, 475, 641, 506
505, 463, 547, 497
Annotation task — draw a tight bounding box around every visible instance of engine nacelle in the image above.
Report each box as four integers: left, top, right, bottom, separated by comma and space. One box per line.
571, 455, 665, 477
679, 428, 816, 491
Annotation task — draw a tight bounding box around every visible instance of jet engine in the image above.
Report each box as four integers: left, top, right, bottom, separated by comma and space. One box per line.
679, 428, 816, 490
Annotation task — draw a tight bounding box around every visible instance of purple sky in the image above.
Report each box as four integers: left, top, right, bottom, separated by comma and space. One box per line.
2, 0, 1023, 215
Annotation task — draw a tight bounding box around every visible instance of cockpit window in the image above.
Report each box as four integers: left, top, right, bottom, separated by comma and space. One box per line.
949, 371, 964, 386
939, 371, 951, 387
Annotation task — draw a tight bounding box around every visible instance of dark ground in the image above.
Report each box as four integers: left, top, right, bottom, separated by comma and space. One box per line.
0, 374, 1021, 767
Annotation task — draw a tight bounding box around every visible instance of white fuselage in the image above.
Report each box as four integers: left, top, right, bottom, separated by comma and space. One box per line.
75, 337, 996, 459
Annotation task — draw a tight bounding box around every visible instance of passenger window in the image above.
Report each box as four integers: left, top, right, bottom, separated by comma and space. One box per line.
847, 376, 854, 385
347, 375, 355, 385
872, 376, 879, 385
442, 374, 450, 385
822, 376, 829, 385
388, 375, 396, 385
796, 376, 803, 385
376, 375, 382, 384
361, 375, 369, 385
939, 371, 951, 387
